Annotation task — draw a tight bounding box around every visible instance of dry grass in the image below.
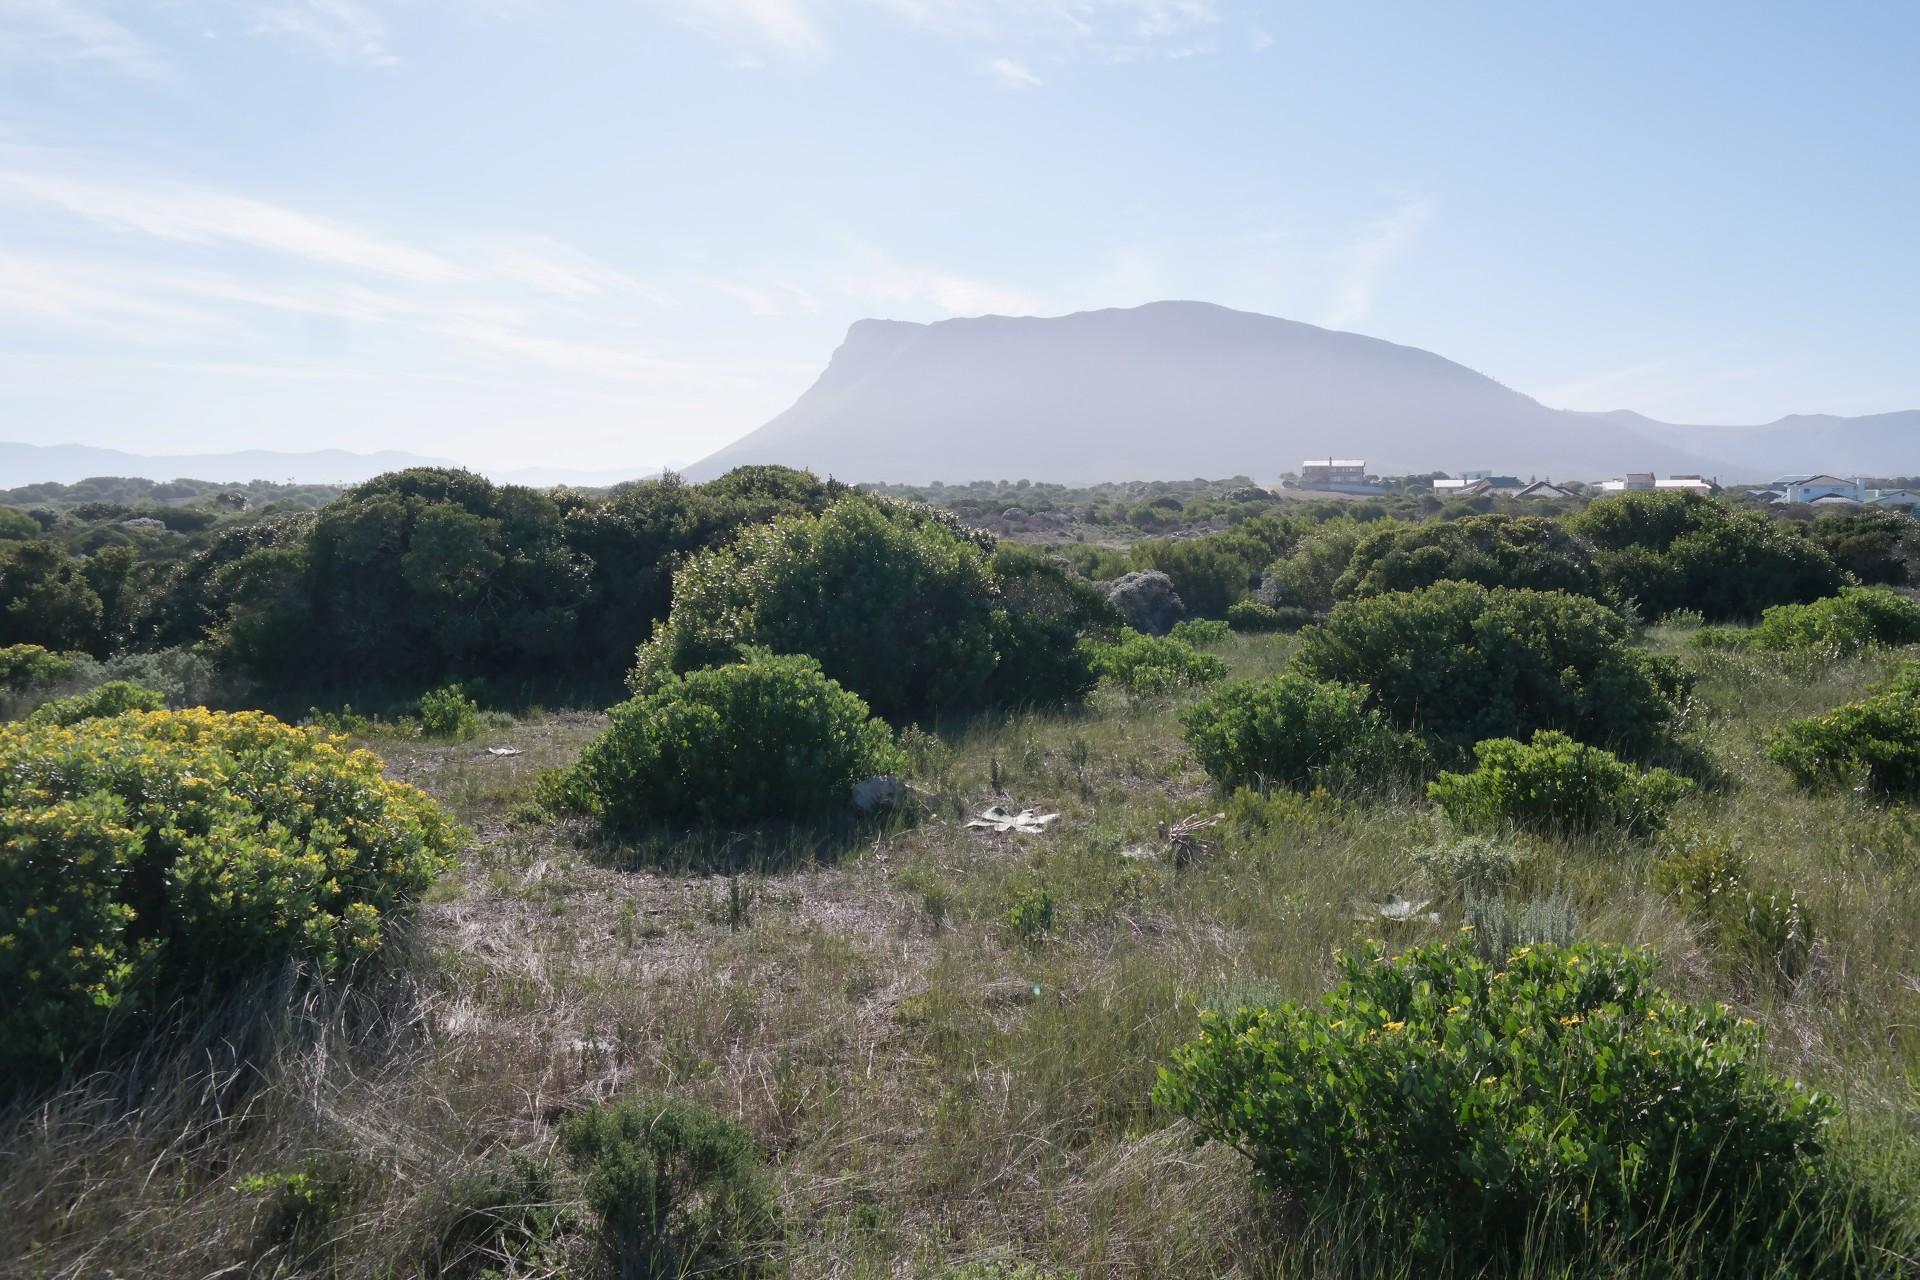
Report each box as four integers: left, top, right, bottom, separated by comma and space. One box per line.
4, 630, 1918, 1277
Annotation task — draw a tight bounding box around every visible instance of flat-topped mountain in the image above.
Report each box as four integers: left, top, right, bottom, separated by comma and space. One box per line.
689, 301, 1915, 484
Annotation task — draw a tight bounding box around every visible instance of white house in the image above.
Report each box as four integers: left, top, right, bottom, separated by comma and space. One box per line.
1598, 472, 1657, 493
1782, 475, 1863, 504
1655, 475, 1722, 495
1869, 490, 1920, 510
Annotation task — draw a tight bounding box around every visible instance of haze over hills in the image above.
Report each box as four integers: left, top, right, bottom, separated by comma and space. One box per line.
9, 303, 1915, 490
0, 443, 669, 491
689, 302, 1918, 484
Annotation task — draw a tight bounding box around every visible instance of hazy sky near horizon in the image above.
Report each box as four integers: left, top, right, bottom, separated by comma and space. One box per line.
2, 2, 1916, 473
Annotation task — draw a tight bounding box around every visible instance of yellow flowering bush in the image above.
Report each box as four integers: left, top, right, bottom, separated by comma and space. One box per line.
0, 708, 457, 1084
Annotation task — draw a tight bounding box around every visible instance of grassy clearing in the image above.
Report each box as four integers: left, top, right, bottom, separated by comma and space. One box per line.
4, 630, 1918, 1277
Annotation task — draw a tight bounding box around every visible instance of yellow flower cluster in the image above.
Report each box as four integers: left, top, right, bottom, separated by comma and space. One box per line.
1, 707, 458, 1082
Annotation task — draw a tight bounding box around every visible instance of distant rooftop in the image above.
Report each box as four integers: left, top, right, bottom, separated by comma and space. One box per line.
1302, 459, 1366, 468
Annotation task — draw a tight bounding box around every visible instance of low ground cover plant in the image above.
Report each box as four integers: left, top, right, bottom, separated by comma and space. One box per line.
1292, 582, 1688, 757
1428, 730, 1694, 836
1181, 672, 1425, 790
0, 708, 456, 1085
1693, 586, 1920, 657
558, 1096, 780, 1278
1091, 629, 1227, 697
562, 650, 901, 829
1154, 939, 1850, 1268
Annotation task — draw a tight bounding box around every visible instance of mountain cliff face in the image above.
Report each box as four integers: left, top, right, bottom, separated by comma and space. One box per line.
689, 301, 1916, 484
688, 302, 1725, 483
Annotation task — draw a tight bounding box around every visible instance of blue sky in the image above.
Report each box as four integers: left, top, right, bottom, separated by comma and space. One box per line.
2, 2, 1916, 473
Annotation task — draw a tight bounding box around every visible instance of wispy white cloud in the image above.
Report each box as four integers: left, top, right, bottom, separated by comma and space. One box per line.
1247, 25, 1272, 52
0, 0, 180, 86
251, 0, 397, 67
0, 156, 660, 303
648, 0, 1230, 65
836, 262, 1042, 316
713, 279, 821, 315
981, 54, 1039, 87
1322, 195, 1432, 329
651, 0, 828, 62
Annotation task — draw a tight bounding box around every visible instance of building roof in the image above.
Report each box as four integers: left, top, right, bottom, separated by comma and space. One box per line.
1513, 481, 1574, 498
1302, 459, 1366, 469
1792, 475, 1853, 486
1807, 493, 1861, 505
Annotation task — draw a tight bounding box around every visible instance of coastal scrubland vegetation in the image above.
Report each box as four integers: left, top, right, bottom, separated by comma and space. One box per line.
3, 470, 1920, 1277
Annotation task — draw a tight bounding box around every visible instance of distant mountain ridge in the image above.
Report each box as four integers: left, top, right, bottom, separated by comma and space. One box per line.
688, 301, 1918, 484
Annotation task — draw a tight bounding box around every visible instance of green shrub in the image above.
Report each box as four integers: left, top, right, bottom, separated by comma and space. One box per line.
1334, 514, 1604, 602
1413, 834, 1531, 897
419, 1153, 566, 1276
567, 651, 901, 829
0, 708, 457, 1085
1767, 677, 1920, 796
1090, 629, 1227, 697
1428, 730, 1693, 836
1154, 939, 1839, 1267
418, 683, 480, 740
1718, 587, 1920, 658
24, 679, 166, 727
632, 497, 1001, 723
1257, 521, 1365, 614
1653, 828, 1815, 985
557, 1097, 780, 1278
986, 542, 1117, 708
0, 643, 77, 692
1167, 618, 1231, 647
1005, 883, 1056, 945
1293, 582, 1684, 757
1225, 599, 1306, 632
1181, 673, 1426, 790
1568, 491, 1840, 621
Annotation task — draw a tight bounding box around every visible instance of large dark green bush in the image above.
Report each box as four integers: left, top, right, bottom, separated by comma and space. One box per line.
1127, 520, 1292, 618
1155, 939, 1842, 1267
1568, 491, 1840, 620
1428, 730, 1693, 836
1181, 673, 1426, 790
1767, 672, 1920, 796
1807, 507, 1920, 586
1334, 514, 1604, 602
1256, 520, 1366, 615
0, 539, 105, 654
1694, 586, 1920, 658
632, 497, 1001, 723
986, 542, 1118, 707
0, 709, 456, 1085
1292, 582, 1684, 756
560, 467, 844, 668
569, 651, 901, 829
558, 1097, 780, 1278
1225, 599, 1306, 633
